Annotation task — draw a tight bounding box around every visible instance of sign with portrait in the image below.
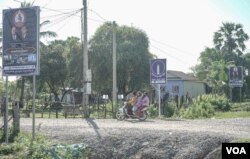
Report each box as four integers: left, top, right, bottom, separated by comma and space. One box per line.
229, 66, 243, 87
2, 7, 40, 76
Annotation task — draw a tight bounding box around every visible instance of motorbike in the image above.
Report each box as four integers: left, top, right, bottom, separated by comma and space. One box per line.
116, 102, 148, 121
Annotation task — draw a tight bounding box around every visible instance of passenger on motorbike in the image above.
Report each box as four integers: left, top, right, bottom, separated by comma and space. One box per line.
138, 92, 150, 111
126, 91, 137, 115
132, 91, 143, 113
133, 92, 149, 116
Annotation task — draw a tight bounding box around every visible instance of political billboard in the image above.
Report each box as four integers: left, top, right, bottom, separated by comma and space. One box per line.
2, 7, 40, 76
229, 66, 243, 87
150, 59, 167, 84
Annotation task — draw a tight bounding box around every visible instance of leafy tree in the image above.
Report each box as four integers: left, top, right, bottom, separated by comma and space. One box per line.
207, 60, 228, 94
38, 40, 68, 100
194, 22, 249, 100
242, 53, 250, 99
67, 37, 83, 88
0, 28, 2, 43
193, 47, 222, 80
88, 22, 153, 94
213, 22, 249, 64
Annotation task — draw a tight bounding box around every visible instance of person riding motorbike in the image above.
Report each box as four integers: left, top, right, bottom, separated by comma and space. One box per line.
132, 91, 143, 113
116, 91, 149, 121
126, 91, 137, 115
135, 92, 149, 115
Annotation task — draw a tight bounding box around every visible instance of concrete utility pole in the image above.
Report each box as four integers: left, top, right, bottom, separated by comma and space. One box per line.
82, 0, 89, 117
112, 21, 117, 115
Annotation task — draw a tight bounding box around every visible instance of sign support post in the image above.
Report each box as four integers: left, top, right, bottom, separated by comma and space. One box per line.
4, 76, 9, 143
158, 84, 161, 117
2, 7, 40, 141
150, 59, 167, 117
32, 75, 36, 140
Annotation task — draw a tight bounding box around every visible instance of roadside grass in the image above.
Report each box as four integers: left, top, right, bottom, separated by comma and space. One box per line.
0, 129, 90, 159
214, 111, 250, 119
233, 138, 250, 143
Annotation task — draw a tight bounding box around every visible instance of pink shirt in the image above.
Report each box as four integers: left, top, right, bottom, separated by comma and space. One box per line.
142, 96, 149, 107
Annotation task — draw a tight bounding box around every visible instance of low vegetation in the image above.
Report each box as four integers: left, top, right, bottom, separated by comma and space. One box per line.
151, 94, 250, 119
0, 128, 89, 159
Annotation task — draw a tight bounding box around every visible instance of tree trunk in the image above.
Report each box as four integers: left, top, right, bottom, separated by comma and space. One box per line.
19, 77, 25, 108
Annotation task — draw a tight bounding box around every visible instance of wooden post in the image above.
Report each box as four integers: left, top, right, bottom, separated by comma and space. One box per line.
13, 101, 20, 134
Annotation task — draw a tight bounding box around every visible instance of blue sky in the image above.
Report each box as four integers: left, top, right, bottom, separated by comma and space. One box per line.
1, 0, 250, 74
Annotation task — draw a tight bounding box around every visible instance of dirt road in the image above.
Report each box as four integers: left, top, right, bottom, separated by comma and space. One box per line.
9, 118, 250, 158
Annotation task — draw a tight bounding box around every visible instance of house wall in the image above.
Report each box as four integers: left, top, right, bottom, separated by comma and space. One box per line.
164, 80, 205, 99
165, 80, 184, 97
183, 81, 205, 97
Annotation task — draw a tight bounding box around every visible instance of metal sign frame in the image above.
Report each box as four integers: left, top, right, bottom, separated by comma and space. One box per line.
2, 6, 40, 76
229, 66, 243, 87
150, 59, 167, 84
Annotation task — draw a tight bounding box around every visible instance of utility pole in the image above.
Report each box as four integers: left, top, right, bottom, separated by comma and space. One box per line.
82, 0, 89, 117
112, 21, 117, 116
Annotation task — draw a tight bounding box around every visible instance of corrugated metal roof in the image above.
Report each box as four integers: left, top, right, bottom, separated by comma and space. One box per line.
167, 70, 198, 81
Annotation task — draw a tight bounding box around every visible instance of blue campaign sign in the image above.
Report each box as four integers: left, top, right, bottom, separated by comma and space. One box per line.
150, 59, 167, 84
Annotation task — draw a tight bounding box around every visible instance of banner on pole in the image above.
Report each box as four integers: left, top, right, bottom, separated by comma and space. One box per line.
2, 7, 40, 76
229, 66, 243, 87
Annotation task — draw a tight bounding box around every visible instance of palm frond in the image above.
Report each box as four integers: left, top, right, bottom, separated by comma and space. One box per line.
40, 31, 57, 38
40, 20, 50, 28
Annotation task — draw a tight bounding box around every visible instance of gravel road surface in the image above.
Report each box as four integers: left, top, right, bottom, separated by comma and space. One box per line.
3, 117, 250, 159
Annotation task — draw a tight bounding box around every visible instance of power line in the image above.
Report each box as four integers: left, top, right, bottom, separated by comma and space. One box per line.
41, 0, 53, 8
88, 8, 107, 22
41, 9, 81, 20
56, 12, 81, 33
150, 44, 193, 68
42, 9, 81, 30
41, 7, 81, 17
150, 38, 197, 58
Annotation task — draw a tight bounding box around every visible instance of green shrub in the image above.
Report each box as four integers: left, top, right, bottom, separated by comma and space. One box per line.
148, 104, 158, 118
177, 94, 231, 119
178, 96, 215, 119
180, 100, 214, 119
231, 102, 250, 111
209, 95, 230, 111
163, 102, 177, 117
0, 130, 89, 158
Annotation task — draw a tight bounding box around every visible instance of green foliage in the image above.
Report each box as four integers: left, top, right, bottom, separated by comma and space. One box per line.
39, 40, 68, 98
0, 132, 51, 158
214, 111, 250, 119
89, 22, 153, 94
209, 95, 231, 111
213, 22, 249, 59
163, 102, 177, 117
0, 126, 19, 143
148, 104, 158, 118
0, 131, 89, 159
180, 98, 215, 119
193, 22, 250, 100
230, 102, 250, 111
47, 144, 89, 159
177, 94, 232, 119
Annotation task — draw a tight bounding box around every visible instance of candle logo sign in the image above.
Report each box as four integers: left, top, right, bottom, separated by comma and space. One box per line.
150, 59, 167, 84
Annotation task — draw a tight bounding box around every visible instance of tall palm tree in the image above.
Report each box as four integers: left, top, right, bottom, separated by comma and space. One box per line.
20, 1, 58, 40
213, 22, 249, 63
